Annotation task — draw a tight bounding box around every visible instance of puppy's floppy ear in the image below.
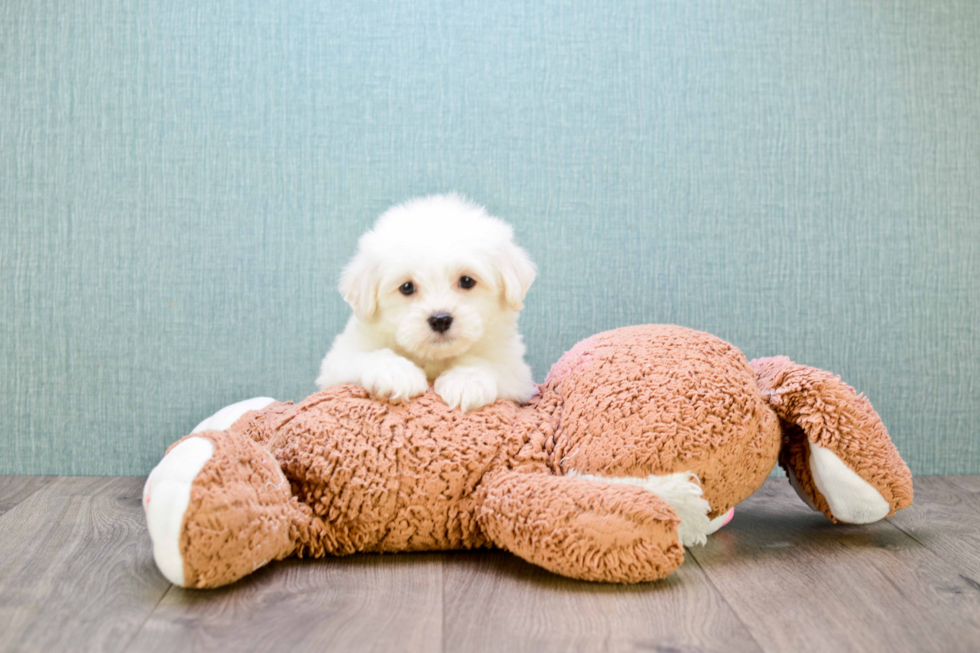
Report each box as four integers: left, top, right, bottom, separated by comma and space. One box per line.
338, 250, 380, 321
497, 240, 537, 311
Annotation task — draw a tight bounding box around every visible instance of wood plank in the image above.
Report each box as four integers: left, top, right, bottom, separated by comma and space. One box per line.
888, 476, 980, 581
127, 553, 443, 653
687, 478, 980, 653
1, 475, 976, 652
943, 475, 980, 509
0, 476, 172, 653
0, 476, 54, 517
443, 549, 761, 653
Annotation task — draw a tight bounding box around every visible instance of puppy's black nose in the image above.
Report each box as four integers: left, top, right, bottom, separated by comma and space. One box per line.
428, 313, 453, 333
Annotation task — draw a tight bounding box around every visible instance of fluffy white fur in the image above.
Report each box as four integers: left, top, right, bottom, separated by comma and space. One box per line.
316, 194, 538, 412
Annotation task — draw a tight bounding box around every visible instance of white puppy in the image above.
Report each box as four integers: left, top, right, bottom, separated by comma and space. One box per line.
316, 194, 538, 412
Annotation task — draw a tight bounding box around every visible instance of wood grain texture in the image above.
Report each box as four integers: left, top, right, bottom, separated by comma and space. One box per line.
1, 476, 980, 652
944, 474, 980, 501
0, 475, 53, 517
128, 554, 443, 653
688, 479, 980, 653
889, 477, 980, 581
0, 476, 171, 653
443, 550, 760, 653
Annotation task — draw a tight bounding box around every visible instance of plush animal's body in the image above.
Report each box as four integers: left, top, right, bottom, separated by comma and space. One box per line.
144, 326, 912, 588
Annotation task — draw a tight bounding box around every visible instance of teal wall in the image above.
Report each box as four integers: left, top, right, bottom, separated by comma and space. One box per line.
2, 1, 978, 476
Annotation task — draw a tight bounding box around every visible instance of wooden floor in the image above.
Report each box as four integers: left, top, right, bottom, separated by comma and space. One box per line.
0, 476, 978, 653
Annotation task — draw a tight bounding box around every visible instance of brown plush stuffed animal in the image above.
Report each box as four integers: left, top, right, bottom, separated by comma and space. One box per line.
143, 325, 912, 588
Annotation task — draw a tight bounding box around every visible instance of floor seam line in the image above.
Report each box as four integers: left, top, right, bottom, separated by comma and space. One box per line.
685, 549, 767, 653
119, 583, 174, 652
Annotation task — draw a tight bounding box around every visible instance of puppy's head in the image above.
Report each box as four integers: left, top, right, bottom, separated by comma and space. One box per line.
339, 194, 536, 361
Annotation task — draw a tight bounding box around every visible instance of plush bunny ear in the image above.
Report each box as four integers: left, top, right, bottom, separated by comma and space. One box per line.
338, 250, 380, 321
497, 240, 537, 311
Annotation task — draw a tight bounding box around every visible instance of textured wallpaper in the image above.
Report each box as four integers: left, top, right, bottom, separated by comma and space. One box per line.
2, 1, 978, 475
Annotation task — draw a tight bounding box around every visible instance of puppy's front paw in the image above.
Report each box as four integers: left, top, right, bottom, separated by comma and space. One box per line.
435, 366, 498, 412
362, 352, 429, 402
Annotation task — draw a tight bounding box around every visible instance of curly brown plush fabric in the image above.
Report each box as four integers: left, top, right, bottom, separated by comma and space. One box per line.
171, 431, 296, 588
544, 326, 781, 518
476, 469, 685, 582
148, 325, 913, 588
751, 356, 913, 521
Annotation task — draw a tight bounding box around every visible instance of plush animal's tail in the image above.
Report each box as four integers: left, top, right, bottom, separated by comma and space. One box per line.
751, 356, 913, 523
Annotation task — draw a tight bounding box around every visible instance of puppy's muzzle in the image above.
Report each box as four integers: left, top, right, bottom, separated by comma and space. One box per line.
428, 312, 453, 334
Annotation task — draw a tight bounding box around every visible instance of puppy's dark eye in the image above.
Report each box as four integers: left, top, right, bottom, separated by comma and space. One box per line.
399, 281, 416, 296
459, 276, 476, 289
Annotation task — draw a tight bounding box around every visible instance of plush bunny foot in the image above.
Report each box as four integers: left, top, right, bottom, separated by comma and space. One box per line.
567, 470, 712, 546
143, 396, 281, 585
143, 437, 215, 585
478, 469, 686, 583
144, 430, 298, 588
567, 472, 736, 542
